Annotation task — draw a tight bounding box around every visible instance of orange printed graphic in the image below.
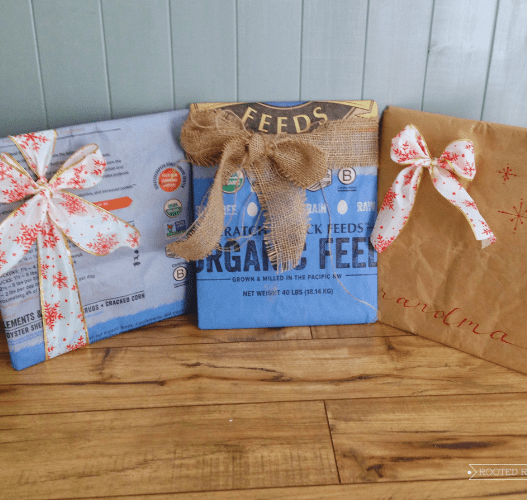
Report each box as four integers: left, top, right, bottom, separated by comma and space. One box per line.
93, 196, 133, 211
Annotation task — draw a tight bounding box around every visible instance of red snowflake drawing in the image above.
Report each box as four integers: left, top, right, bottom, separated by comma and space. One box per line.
375, 234, 395, 253
479, 220, 493, 236
497, 166, 517, 184
463, 162, 476, 177
463, 200, 478, 210
392, 140, 420, 162
47, 345, 55, 354
16, 132, 49, 152
41, 225, 61, 249
498, 199, 527, 233
441, 150, 460, 164
59, 195, 88, 216
66, 335, 86, 352
416, 135, 427, 153
2, 178, 30, 203
44, 301, 64, 331
13, 222, 42, 251
87, 232, 119, 254
41, 263, 50, 280
0, 161, 11, 181
52, 271, 68, 290
126, 232, 139, 248
93, 159, 106, 177
98, 208, 112, 222
66, 164, 88, 190
403, 168, 415, 186
0, 250, 7, 266
380, 186, 397, 211
465, 143, 474, 153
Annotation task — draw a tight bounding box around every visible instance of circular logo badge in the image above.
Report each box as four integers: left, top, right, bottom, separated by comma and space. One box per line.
222, 170, 245, 194
164, 199, 182, 218
158, 168, 182, 192
338, 167, 356, 185
173, 266, 188, 281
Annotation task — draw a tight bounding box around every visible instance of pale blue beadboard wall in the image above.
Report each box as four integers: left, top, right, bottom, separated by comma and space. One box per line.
0, 0, 526, 137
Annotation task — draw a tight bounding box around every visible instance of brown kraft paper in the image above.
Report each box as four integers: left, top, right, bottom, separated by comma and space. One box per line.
377, 106, 527, 374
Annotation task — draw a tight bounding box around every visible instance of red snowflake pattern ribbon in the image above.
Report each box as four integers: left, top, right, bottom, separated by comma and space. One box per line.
0, 130, 140, 359
371, 125, 495, 253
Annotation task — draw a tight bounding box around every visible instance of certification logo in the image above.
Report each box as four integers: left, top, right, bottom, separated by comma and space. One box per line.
164, 199, 182, 218
338, 167, 356, 185
166, 220, 188, 239
173, 266, 188, 282
154, 162, 187, 192
223, 169, 245, 193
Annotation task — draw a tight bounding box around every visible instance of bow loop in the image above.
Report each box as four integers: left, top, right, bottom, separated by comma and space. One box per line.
0, 153, 39, 203
371, 125, 494, 253
390, 125, 430, 165
438, 140, 476, 179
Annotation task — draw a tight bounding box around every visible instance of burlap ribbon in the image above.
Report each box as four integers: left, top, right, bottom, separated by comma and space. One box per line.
168, 109, 378, 271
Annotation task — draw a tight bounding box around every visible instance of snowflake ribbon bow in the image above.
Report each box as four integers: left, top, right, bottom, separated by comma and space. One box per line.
371, 125, 495, 253
0, 130, 140, 359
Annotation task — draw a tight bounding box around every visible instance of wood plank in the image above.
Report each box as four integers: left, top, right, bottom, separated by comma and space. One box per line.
482, 0, 527, 127
300, 0, 367, 100
32, 0, 111, 128
327, 392, 527, 483
0, 0, 47, 137
108, 479, 527, 499
0, 401, 338, 499
170, 0, 237, 108
363, 0, 433, 114
237, 0, 302, 102
101, 0, 174, 118
422, 0, 498, 120
94, 315, 312, 347
2, 336, 527, 416
312, 322, 412, 339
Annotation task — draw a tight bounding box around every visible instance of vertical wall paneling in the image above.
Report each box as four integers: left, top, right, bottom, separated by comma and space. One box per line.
31, 0, 111, 129
482, 0, 527, 128
422, 0, 498, 120
170, 0, 237, 108
300, 0, 368, 101
363, 0, 433, 115
0, 0, 47, 136
101, 0, 174, 119
237, 0, 302, 102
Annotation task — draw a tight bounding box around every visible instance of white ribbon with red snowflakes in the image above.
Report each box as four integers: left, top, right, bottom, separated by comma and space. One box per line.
371, 125, 495, 253
0, 130, 140, 359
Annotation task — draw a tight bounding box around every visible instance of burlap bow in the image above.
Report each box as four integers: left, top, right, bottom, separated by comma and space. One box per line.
168, 110, 329, 271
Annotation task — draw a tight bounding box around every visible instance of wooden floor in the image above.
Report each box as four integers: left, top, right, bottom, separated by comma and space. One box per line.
1, 315, 527, 499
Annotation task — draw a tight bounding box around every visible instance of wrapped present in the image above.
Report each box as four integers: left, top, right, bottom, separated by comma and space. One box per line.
1, 110, 191, 369
372, 106, 527, 374
167, 101, 379, 329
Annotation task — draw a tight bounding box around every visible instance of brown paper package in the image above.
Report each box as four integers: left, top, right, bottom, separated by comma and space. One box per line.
378, 106, 527, 375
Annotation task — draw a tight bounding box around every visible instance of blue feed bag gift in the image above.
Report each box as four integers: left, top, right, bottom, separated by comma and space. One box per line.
174, 101, 379, 329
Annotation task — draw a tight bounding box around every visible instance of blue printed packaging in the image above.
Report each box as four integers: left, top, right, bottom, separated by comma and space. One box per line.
0, 110, 191, 369
190, 101, 379, 329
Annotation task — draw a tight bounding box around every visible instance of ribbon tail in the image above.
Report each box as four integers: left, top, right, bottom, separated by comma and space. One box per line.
38, 217, 88, 359
432, 167, 496, 247
251, 156, 308, 272
167, 159, 238, 261
370, 166, 423, 253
